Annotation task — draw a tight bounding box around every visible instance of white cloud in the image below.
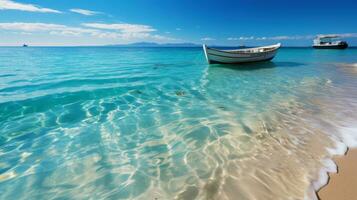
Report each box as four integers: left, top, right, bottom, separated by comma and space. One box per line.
227, 36, 254, 40
227, 37, 238, 41
201, 37, 215, 41
313, 33, 357, 39
81, 23, 175, 41
0, 22, 176, 42
0, 23, 95, 34
227, 35, 321, 41
240, 36, 254, 40
241, 36, 254, 40
256, 37, 267, 40
0, 22, 59, 31
0, 0, 61, 13
269, 36, 292, 40
69, 8, 100, 16
254, 35, 318, 40
330, 33, 357, 38
82, 23, 156, 33
266, 35, 314, 40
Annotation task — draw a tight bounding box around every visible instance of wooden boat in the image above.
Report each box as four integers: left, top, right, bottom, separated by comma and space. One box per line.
313, 35, 348, 49
203, 43, 281, 64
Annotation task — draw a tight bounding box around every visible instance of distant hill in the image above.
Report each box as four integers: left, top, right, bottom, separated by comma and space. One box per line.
107, 42, 200, 47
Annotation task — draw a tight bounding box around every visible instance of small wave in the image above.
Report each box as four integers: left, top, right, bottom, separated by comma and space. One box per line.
0, 74, 16, 78
336, 63, 357, 68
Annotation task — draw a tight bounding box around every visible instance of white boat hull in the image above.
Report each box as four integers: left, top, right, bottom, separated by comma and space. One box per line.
203, 43, 281, 64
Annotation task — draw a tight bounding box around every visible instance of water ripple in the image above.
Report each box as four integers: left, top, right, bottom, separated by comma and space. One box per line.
1, 47, 357, 200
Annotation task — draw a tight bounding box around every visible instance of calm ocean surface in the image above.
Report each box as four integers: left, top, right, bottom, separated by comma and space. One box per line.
1, 47, 357, 200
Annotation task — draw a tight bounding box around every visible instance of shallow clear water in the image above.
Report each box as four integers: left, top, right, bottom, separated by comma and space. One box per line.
0, 47, 357, 200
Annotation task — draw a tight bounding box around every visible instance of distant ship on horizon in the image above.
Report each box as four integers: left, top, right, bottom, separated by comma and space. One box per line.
22, 44, 28, 47
313, 35, 348, 49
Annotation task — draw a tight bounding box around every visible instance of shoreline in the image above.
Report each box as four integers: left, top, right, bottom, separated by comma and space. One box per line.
317, 148, 357, 200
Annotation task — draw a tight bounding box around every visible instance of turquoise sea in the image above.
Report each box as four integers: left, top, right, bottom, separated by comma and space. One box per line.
1, 47, 357, 200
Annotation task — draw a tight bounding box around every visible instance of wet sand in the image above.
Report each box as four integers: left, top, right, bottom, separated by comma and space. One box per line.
318, 148, 357, 200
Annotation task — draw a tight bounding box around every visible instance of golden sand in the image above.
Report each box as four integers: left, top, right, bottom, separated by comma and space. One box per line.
318, 148, 357, 200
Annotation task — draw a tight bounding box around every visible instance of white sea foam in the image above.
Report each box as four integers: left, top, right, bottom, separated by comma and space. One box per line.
339, 126, 357, 147
312, 159, 337, 191
307, 124, 357, 200
326, 140, 348, 156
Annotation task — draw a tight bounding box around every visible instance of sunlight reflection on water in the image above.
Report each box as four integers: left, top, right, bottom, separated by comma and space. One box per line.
0, 47, 357, 200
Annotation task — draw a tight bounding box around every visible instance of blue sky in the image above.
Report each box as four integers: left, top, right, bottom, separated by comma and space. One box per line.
0, 0, 357, 46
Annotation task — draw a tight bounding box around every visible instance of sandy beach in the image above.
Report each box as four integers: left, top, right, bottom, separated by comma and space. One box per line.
318, 148, 357, 200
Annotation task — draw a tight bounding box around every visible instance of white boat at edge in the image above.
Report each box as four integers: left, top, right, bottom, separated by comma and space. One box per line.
312, 35, 348, 49
203, 43, 281, 64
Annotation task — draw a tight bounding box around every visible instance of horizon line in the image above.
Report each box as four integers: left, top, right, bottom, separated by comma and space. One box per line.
1, 45, 357, 48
